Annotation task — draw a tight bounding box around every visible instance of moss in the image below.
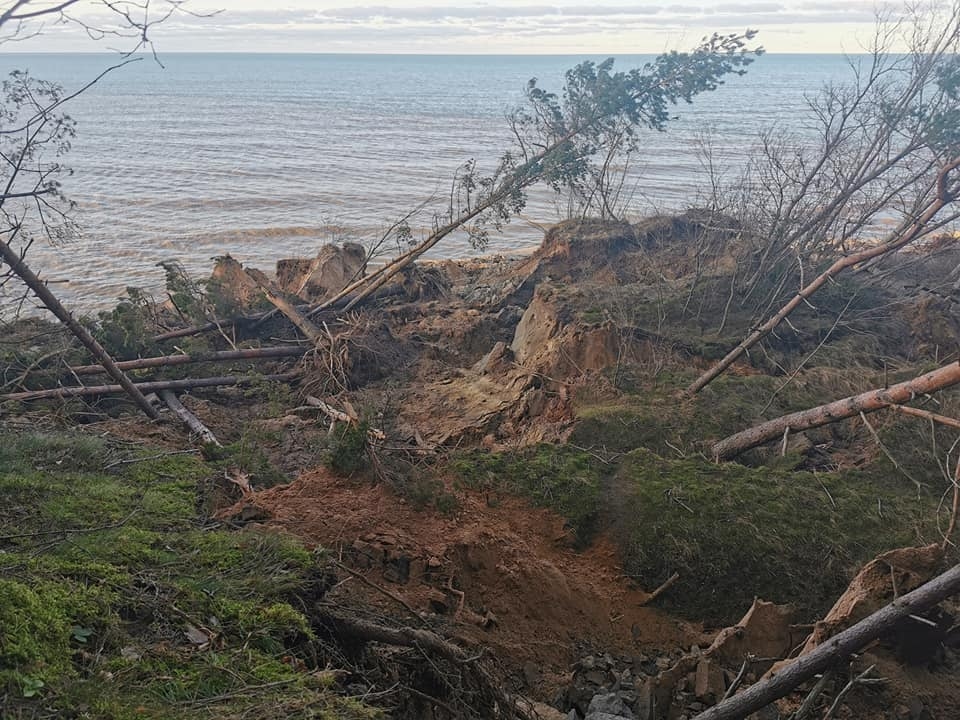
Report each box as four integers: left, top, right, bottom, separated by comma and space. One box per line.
451, 444, 608, 545
613, 449, 937, 625
0, 430, 372, 717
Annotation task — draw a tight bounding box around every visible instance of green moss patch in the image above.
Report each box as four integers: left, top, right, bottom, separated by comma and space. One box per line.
612, 449, 938, 625
451, 444, 609, 545
0, 431, 374, 719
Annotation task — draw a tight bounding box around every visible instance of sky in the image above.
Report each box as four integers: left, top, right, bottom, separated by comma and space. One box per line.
1, 0, 921, 54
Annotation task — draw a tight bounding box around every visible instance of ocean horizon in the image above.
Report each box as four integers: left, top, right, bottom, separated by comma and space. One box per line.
0, 52, 863, 313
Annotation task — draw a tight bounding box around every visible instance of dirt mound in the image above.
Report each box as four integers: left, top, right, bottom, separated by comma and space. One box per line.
219, 467, 703, 688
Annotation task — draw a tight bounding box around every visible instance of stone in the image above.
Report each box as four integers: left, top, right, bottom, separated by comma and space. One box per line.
693, 658, 725, 702
276, 242, 366, 302
586, 692, 635, 719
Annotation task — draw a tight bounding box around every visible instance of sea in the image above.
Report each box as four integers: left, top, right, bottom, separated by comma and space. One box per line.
0, 52, 859, 314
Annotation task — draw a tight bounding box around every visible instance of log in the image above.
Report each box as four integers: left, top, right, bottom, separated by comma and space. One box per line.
687, 156, 960, 396
317, 607, 529, 720
711, 360, 960, 460
159, 390, 221, 446
0, 238, 160, 420
0, 373, 298, 403
64, 346, 303, 376
691, 561, 960, 720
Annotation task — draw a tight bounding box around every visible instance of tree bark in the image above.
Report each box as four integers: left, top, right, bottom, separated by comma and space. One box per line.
159, 389, 221, 446
62, 346, 303, 376
1, 372, 297, 403
711, 360, 960, 460
691, 561, 960, 720
0, 239, 161, 420
686, 156, 960, 396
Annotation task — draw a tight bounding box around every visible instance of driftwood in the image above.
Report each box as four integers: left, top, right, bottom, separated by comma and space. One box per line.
1, 373, 298, 403
691, 561, 960, 720
317, 607, 529, 720
687, 156, 960, 396
711, 360, 960, 460
0, 238, 160, 420
159, 389, 221, 446
63, 346, 303, 376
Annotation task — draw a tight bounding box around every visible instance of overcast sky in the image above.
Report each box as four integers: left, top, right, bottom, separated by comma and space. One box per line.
6, 1, 914, 54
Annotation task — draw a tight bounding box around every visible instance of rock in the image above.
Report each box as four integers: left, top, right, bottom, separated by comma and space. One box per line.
524, 700, 567, 720
586, 692, 635, 719
709, 599, 796, 675
634, 678, 655, 720
208, 254, 265, 309
693, 658, 725, 703
275, 242, 366, 302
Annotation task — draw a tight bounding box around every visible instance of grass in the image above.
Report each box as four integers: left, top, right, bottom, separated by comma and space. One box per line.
0, 430, 377, 720
612, 449, 939, 625
451, 444, 609, 546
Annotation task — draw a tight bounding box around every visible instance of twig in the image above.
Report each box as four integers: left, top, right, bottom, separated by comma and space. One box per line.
0, 509, 137, 541
334, 561, 430, 629
822, 665, 878, 720
859, 411, 921, 492
890, 404, 960, 431
722, 659, 749, 702
788, 669, 833, 720
640, 572, 680, 606
103, 449, 198, 470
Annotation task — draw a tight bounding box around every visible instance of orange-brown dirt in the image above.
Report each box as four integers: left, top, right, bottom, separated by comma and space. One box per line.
219, 466, 706, 698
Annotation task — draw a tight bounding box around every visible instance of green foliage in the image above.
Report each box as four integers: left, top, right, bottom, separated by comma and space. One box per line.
94, 287, 158, 360
452, 444, 607, 545
445, 33, 761, 247
326, 422, 370, 476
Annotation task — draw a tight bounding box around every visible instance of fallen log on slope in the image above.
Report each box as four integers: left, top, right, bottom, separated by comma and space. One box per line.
711, 360, 960, 461
159, 389, 222, 446
63, 346, 304, 376
0, 373, 298, 403
691, 560, 960, 720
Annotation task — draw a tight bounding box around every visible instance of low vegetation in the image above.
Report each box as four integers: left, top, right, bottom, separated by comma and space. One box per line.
0, 431, 376, 719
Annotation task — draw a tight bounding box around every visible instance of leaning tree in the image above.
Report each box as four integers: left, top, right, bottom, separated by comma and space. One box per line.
0, 1, 204, 418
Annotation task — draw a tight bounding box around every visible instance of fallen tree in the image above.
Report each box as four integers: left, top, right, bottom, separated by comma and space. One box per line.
691, 559, 960, 720
0, 372, 298, 403
687, 8, 960, 396
711, 360, 960, 460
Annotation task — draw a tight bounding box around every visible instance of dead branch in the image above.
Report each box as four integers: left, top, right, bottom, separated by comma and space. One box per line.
250, 274, 326, 345
316, 607, 529, 720
890, 404, 960, 431
305, 395, 386, 440
711, 360, 960, 461
640, 571, 680, 606
64, 345, 303, 376
0, 237, 160, 420
1, 372, 298, 403
688, 155, 960, 396
691, 561, 960, 720
159, 389, 221, 447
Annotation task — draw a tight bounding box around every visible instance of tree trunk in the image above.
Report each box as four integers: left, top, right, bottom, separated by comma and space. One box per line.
1, 372, 297, 403
159, 389, 221, 446
63, 346, 303, 376
711, 360, 960, 460
0, 239, 161, 420
686, 156, 960, 396
691, 561, 960, 720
